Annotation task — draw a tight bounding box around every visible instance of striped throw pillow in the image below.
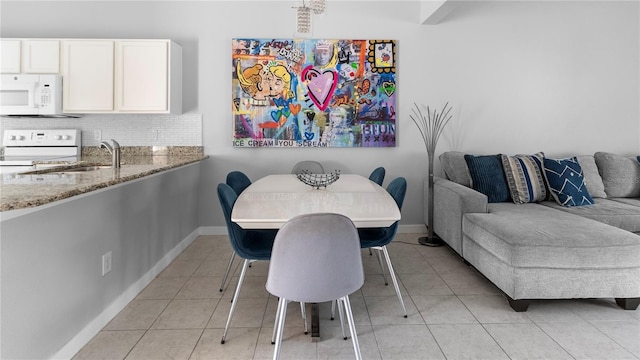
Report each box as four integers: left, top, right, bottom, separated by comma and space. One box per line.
501, 153, 548, 204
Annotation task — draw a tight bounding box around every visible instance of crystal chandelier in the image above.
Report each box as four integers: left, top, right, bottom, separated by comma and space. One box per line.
294, 0, 325, 37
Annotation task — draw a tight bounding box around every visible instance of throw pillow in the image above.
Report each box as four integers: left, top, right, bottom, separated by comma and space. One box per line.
576, 155, 607, 198
464, 154, 511, 203
543, 157, 594, 206
439, 151, 472, 187
594, 152, 640, 198
501, 152, 547, 204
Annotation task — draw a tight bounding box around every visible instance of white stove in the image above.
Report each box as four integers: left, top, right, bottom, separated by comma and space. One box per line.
1, 129, 81, 174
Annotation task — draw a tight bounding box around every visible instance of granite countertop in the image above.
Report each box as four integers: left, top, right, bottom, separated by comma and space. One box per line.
1, 146, 207, 212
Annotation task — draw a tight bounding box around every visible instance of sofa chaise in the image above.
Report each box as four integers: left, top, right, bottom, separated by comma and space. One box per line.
429, 151, 640, 311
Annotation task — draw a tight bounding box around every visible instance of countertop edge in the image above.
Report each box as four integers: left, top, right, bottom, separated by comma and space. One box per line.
1, 155, 207, 212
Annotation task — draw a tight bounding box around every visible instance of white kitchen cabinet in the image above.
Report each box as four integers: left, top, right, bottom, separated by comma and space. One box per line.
115, 40, 182, 113
22, 40, 60, 73
1, 39, 59, 74
1, 40, 21, 73
62, 40, 114, 112
61, 39, 181, 114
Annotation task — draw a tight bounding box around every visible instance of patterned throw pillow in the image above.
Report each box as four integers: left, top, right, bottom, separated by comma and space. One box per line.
464, 154, 511, 203
543, 157, 594, 206
501, 152, 547, 204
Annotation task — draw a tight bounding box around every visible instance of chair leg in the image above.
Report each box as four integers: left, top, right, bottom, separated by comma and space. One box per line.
230, 259, 256, 302
272, 300, 307, 343
300, 302, 308, 334
336, 298, 347, 340
273, 297, 288, 360
330, 299, 335, 320
341, 295, 362, 360
381, 246, 407, 317
271, 298, 282, 344
374, 248, 388, 285
271, 298, 280, 345
221, 259, 250, 344
219, 252, 236, 292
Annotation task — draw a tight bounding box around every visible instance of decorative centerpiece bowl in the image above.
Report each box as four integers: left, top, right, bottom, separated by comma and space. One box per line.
296, 170, 340, 189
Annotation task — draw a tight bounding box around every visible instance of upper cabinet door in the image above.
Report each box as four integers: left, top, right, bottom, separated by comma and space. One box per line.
115, 40, 168, 112
23, 40, 60, 73
62, 40, 114, 112
1, 40, 22, 73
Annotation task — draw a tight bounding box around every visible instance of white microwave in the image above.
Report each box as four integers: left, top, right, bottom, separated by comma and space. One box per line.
0, 74, 68, 117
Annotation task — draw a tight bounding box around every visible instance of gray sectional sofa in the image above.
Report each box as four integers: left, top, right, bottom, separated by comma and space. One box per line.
428, 151, 640, 311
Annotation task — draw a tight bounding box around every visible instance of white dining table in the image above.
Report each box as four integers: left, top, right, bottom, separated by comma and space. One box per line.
231, 174, 401, 229
231, 173, 401, 341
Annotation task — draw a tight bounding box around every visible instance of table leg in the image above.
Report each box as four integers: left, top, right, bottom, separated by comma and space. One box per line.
311, 302, 319, 341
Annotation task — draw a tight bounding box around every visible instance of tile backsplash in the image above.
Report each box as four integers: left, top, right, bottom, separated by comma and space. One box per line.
0, 113, 202, 147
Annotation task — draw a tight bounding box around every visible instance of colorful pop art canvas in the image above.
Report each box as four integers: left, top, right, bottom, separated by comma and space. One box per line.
232, 38, 397, 148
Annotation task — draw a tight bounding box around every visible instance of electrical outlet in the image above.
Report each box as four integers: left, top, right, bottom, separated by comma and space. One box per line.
102, 251, 112, 276
94, 129, 102, 141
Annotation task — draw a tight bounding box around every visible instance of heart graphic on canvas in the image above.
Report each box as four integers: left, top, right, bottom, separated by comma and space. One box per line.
301, 65, 338, 111
270, 109, 282, 121
289, 103, 301, 115
304, 132, 315, 140
382, 81, 396, 97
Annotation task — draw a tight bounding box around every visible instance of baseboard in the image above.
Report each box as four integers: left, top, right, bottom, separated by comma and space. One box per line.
51, 228, 200, 360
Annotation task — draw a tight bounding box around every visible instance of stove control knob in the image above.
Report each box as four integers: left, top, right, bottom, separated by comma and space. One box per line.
16, 135, 25, 141
62, 135, 71, 140
8, 135, 16, 140
54, 135, 62, 140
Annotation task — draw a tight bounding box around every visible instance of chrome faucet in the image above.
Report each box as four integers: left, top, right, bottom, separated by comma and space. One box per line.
100, 139, 121, 168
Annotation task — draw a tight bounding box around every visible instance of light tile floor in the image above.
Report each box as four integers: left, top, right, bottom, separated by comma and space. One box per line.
73, 234, 640, 360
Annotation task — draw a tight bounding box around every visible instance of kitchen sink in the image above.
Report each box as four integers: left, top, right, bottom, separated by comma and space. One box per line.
59, 166, 113, 172
22, 165, 112, 174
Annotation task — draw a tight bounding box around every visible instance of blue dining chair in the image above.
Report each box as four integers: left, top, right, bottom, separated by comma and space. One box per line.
219, 171, 253, 292
218, 183, 277, 344
358, 177, 408, 318
368, 166, 386, 186
218, 183, 307, 344
366, 167, 386, 257
267, 213, 364, 360
226, 170, 252, 195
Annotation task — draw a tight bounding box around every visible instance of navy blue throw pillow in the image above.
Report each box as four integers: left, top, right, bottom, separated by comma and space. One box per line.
543, 157, 594, 207
464, 154, 511, 203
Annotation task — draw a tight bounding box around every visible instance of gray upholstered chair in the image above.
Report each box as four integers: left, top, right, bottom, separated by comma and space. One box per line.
291, 160, 324, 174
266, 213, 364, 360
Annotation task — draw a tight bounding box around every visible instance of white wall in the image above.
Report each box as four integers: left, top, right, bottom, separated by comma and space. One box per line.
1, 1, 638, 229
